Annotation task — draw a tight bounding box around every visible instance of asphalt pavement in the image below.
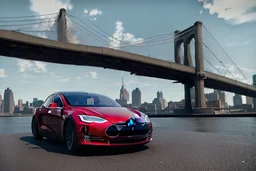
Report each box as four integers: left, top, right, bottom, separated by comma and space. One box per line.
0, 127, 256, 171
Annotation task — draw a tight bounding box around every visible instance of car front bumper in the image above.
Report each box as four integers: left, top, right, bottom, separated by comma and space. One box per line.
75, 120, 153, 146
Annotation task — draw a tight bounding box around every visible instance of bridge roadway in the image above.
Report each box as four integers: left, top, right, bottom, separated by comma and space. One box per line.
0, 117, 256, 171
0, 30, 256, 97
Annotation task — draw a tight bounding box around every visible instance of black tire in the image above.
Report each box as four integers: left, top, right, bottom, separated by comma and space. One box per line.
64, 120, 79, 154
31, 116, 43, 140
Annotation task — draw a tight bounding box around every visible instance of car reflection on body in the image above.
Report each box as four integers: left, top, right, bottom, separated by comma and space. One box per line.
31, 91, 153, 153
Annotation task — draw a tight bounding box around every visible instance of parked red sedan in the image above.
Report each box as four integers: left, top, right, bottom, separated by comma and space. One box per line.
31, 91, 153, 153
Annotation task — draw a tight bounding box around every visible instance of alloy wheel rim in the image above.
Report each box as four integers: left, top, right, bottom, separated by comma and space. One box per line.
66, 126, 74, 150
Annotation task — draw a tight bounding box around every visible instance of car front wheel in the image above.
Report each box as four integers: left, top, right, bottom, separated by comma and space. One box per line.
64, 120, 79, 154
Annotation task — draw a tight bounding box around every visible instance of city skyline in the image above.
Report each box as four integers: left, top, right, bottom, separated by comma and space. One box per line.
0, 0, 256, 105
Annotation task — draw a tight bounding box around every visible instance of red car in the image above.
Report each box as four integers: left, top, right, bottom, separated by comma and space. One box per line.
31, 91, 153, 153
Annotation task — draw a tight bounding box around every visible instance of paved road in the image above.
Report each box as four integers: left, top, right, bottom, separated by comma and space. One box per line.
1, 118, 256, 171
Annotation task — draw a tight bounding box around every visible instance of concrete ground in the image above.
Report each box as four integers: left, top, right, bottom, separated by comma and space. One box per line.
0, 128, 256, 171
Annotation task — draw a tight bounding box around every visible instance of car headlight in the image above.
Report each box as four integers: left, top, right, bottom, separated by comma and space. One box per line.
139, 112, 151, 123
144, 114, 151, 123
78, 115, 107, 123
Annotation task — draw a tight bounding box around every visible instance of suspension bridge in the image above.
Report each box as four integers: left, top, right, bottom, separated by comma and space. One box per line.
0, 8, 255, 114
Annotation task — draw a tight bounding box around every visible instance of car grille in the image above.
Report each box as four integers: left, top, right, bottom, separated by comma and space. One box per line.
109, 137, 147, 144
90, 136, 104, 142
105, 121, 149, 137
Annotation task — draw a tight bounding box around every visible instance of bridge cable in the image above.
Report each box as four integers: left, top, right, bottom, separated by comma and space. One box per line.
203, 25, 251, 84
0, 19, 57, 27
67, 13, 123, 43
67, 17, 108, 45
0, 12, 58, 19
203, 43, 236, 79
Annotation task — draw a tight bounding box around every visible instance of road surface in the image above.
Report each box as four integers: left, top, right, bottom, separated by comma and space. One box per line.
0, 117, 255, 171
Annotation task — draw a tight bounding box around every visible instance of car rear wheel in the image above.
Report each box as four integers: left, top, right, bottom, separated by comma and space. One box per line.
31, 116, 43, 140
64, 120, 79, 154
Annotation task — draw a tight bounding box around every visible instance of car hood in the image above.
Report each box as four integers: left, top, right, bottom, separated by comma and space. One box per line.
76, 107, 140, 123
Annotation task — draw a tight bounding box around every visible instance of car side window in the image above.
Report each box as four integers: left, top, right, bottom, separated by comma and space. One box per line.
54, 94, 63, 107
44, 95, 54, 108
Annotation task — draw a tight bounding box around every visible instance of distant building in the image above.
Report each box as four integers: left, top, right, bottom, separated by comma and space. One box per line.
205, 91, 219, 102
18, 99, 23, 111
246, 96, 253, 107
140, 102, 156, 114
233, 104, 253, 110
132, 88, 141, 108
168, 99, 185, 110
233, 94, 242, 106
152, 91, 164, 110
3, 87, 15, 114
163, 99, 168, 109
0, 94, 3, 113
116, 74, 129, 105
253, 75, 256, 109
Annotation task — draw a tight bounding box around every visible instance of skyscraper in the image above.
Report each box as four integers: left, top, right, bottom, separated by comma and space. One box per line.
253, 75, 256, 109
18, 99, 23, 111
253, 74, 256, 85
119, 75, 129, 102
0, 94, 3, 113
132, 88, 141, 108
3, 87, 15, 114
233, 94, 242, 106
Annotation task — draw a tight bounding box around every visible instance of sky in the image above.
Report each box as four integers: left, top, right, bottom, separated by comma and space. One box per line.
0, 0, 256, 106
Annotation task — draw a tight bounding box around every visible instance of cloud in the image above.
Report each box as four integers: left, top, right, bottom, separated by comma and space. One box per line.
17, 59, 47, 73
215, 64, 254, 84
90, 71, 98, 79
28, 0, 79, 43
200, 10, 203, 15
84, 8, 102, 20
76, 76, 82, 80
108, 21, 144, 49
198, 0, 256, 24
29, 0, 73, 14
59, 78, 70, 82
226, 41, 250, 47
0, 69, 7, 78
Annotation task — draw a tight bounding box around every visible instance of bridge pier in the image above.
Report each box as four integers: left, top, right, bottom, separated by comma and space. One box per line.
174, 21, 215, 114
194, 21, 207, 109
57, 8, 68, 43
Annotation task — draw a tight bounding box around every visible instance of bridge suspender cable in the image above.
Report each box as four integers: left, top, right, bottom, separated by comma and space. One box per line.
203, 25, 251, 84
0, 12, 58, 19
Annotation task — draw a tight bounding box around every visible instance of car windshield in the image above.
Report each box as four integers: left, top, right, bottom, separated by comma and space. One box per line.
62, 92, 121, 107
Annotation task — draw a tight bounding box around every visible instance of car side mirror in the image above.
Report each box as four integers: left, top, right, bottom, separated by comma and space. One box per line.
49, 102, 58, 108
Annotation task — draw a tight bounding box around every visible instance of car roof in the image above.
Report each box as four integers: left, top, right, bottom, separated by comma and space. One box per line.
57, 91, 104, 96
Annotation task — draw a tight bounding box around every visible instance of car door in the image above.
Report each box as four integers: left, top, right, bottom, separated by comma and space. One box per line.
47, 94, 64, 138
40, 94, 54, 135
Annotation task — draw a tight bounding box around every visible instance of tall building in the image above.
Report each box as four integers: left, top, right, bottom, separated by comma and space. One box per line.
233, 94, 242, 106
163, 99, 168, 109
18, 99, 23, 111
253, 75, 256, 109
132, 88, 141, 108
205, 92, 219, 101
253, 74, 256, 85
246, 96, 253, 105
119, 75, 129, 102
153, 91, 164, 110
0, 94, 3, 113
3, 87, 15, 114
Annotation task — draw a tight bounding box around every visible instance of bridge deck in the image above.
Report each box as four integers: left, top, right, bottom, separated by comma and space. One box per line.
0, 30, 255, 97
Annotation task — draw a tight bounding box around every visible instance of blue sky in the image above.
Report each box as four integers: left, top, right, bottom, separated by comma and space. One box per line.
0, 0, 256, 105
